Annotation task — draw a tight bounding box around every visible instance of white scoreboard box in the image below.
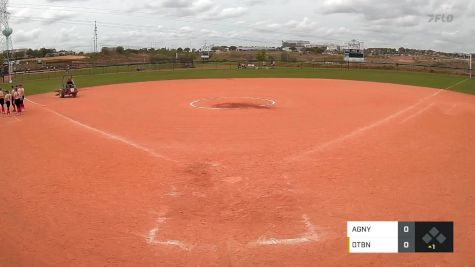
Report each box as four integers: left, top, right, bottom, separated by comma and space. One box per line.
347, 221, 399, 253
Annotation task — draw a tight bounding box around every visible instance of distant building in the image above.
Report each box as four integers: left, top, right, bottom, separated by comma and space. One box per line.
325, 44, 341, 52
211, 46, 229, 52
4, 48, 28, 59
281, 40, 343, 53
45, 51, 76, 57
237, 46, 278, 51
101, 47, 117, 53
282, 40, 311, 49
304, 44, 327, 49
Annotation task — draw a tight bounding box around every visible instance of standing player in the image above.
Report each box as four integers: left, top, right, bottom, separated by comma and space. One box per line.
17, 84, 25, 111
4, 90, 11, 115
11, 86, 16, 112
0, 88, 4, 114
12, 88, 21, 115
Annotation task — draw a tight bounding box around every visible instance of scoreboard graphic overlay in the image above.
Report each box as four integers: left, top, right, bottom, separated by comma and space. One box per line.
347, 221, 453, 253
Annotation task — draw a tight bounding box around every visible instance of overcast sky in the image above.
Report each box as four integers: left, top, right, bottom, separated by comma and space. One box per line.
7, 0, 475, 53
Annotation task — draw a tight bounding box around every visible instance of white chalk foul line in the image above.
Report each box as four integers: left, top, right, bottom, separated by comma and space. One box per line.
397, 78, 467, 123
26, 98, 177, 163
288, 97, 431, 161
445, 104, 458, 115
400, 102, 436, 124
251, 214, 318, 246
288, 79, 467, 161
190, 96, 277, 110
445, 78, 469, 90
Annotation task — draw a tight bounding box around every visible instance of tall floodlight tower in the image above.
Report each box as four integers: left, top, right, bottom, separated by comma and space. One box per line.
93, 21, 98, 53
1, 0, 14, 83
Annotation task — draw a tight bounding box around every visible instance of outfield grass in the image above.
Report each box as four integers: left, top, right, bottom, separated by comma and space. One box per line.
1, 67, 474, 96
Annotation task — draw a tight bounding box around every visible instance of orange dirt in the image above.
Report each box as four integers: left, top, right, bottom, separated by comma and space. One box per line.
390, 56, 416, 64
1, 78, 475, 266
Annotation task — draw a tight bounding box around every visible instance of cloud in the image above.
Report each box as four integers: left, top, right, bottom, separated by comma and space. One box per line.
126, 0, 247, 20
252, 17, 318, 34
45, 0, 85, 2
13, 28, 41, 43
370, 15, 421, 27
178, 26, 193, 34
319, 0, 468, 21
212, 7, 247, 19
6, 0, 475, 52
11, 7, 77, 25
133, 0, 215, 17
241, 0, 265, 6
161, 0, 192, 8
199, 28, 221, 37
285, 17, 317, 31
57, 27, 78, 42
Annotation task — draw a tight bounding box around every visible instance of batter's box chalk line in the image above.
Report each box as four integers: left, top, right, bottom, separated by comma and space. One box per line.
144, 213, 319, 250
164, 186, 182, 197
250, 214, 319, 246
145, 215, 194, 251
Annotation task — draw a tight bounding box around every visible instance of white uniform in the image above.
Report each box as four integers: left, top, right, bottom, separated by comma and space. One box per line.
4, 93, 12, 113
12, 90, 20, 100
18, 87, 24, 98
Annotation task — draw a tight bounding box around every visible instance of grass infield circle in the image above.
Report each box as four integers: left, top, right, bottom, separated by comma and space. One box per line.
190, 97, 277, 110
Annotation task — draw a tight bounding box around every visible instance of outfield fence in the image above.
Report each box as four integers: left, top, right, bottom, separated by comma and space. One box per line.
6, 58, 473, 83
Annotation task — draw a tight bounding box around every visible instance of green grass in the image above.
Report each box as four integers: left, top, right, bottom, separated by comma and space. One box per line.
2, 67, 474, 96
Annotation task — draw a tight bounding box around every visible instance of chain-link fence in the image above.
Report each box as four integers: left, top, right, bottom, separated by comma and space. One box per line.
7, 58, 473, 83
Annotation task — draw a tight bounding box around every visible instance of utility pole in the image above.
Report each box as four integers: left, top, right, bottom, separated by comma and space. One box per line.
94, 21, 98, 53
151, 41, 160, 50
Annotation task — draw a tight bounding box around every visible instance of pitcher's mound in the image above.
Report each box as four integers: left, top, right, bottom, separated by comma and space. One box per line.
190, 97, 276, 110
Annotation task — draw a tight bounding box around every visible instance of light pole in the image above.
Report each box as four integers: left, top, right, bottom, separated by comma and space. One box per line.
469, 53, 472, 79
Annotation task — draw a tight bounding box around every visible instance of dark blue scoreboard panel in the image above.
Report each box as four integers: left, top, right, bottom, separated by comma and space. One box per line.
347, 221, 453, 253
